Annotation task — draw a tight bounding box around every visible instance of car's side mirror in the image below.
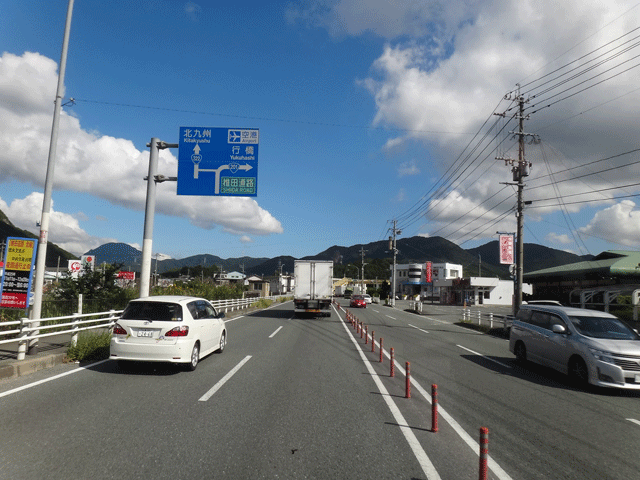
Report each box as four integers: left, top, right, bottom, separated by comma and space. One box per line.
551, 324, 566, 334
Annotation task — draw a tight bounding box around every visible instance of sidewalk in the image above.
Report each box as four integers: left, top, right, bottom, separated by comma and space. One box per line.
0, 306, 260, 383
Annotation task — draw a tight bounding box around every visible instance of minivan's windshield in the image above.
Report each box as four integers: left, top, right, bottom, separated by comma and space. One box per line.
569, 315, 638, 340
122, 301, 183, 321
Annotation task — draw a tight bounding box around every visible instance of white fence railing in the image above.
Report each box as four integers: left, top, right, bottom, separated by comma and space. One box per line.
407, 301, 513, 330
461, 308, 513, 330
0, 295, 290, 361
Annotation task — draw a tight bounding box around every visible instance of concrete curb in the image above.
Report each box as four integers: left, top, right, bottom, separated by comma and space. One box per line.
0, 352, 68, 382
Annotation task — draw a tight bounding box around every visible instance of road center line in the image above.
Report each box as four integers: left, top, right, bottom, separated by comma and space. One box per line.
199, 355, 252, 402
386, 315, 396, 320
456, 345, 512, 369
357, 315, 514, 480
269, 326, 283, 338
408, 324, 429, 334
335, 306, 441, 480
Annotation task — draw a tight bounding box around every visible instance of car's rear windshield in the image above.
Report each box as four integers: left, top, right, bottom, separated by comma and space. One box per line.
569, 315, 638, 340
121, 301, 183, 321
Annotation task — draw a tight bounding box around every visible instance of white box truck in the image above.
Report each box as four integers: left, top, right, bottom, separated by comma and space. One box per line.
294, 260, 333, 317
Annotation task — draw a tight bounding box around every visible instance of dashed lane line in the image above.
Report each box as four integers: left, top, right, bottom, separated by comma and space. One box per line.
199, 355, 252, 402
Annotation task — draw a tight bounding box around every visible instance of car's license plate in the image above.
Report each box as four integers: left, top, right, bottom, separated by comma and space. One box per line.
138, 330, 153, 337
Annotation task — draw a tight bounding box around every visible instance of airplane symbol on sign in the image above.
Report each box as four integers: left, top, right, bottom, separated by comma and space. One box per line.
229, 130, 241, 142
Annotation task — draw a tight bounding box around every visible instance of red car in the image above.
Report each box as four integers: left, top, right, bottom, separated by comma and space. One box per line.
350, 295, 367, 308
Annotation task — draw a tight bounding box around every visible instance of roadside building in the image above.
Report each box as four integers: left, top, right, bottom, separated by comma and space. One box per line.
524, 250, 640, 313
391, 262, 530, 306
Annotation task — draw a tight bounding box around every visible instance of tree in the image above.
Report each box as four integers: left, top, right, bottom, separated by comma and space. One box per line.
51, 263, 136, 312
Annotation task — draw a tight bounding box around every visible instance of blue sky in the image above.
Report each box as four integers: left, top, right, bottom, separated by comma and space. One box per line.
1, 0, 640, 262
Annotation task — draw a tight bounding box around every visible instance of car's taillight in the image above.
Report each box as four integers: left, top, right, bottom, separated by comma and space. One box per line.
113, 323, 126, 335
165, 325, 189, 337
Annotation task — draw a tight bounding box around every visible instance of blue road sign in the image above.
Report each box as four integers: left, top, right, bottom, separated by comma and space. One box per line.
177, 127, 259, 196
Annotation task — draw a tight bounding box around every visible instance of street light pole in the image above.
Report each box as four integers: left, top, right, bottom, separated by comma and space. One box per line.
31, 0, 75, 355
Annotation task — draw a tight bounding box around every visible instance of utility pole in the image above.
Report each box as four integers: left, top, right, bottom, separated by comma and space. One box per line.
496, 85, 536, 316
388, 220, 401, 307
359, 247, 367, 295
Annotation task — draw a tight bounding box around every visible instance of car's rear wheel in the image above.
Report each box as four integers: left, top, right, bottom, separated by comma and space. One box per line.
217, 331, 226, 353
569, 357, 589, 386
186, 342, 199, 371
514, 341, 527, 364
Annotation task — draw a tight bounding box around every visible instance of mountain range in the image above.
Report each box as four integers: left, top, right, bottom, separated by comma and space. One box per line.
0, 208, 592, 278
84, 237, 593, 279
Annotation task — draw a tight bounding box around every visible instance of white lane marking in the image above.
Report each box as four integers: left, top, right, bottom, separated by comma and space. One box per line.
224, 300, 290, 323
224, 316, 244, 323
423, 316, 450, 325
269, 326, 283, 338
198, 355, 252, 402
0, 359, 110, 398
386, 315, 396, 320
627, 418, 640, 426
335, 307, 442, 480
387, 358, 514, 480
456, 345, 512, 369
356, 314, 513, 480
408, 324, 429, 334
372, 309, 380, 313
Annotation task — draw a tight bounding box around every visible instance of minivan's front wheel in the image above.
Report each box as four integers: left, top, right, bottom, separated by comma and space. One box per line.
514, 341, 527, 364
186, 342, 200, 371
217, 331, 226, 354
569, 357, 589, 387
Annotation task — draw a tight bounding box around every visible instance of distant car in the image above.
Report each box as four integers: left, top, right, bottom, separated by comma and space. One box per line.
350, 295, 367, 308
362, 294, 372, 304
509, 304, 640, 389
110, 295, 226, 371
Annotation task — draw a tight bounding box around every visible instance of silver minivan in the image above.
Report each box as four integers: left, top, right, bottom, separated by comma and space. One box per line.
509, 305, 640, 389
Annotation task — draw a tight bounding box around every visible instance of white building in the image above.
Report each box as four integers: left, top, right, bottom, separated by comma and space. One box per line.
391, 263, 462, 301
391, 262, 531, 306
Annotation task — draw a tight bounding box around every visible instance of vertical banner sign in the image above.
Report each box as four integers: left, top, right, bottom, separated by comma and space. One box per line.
0, 237, 38, 310
425, 261, 432, 283
499, 235, 514, 264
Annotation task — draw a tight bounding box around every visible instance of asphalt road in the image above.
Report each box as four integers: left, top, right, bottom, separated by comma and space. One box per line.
1, 300, 639, 479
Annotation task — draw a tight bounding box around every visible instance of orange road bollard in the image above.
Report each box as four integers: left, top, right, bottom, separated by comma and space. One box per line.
479, 427, 489, 480
390, 348, 395, 377
379, 337, 383, 363
371, 331, 375, 352
365, 326, 368, 344
405, 362, 411, 398
432, 384, 438, 432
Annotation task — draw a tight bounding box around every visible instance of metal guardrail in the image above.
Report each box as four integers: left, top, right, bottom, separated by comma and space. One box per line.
0, 295, 290, 361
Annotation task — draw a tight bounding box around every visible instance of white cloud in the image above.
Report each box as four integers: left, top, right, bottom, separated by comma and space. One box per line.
0, 52, 283, 252
579, 201, 640, 247
324, 0, 640, 245
0, 193, 118, 255
240, 236, 253, 243
546, 232, 572, 245
398, 160, 420, 177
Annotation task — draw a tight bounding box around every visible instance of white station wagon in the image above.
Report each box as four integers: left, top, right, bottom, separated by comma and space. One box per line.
110, 295, 226, 371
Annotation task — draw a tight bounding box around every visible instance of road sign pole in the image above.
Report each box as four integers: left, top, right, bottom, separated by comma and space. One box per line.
139, 138, 159, 298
